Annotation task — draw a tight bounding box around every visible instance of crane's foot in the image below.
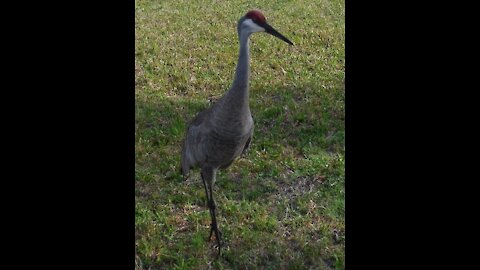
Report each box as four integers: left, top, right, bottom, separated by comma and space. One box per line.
208, 222, 223, 256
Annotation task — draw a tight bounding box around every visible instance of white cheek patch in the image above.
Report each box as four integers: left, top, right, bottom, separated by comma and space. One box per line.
243, 18, 265, 33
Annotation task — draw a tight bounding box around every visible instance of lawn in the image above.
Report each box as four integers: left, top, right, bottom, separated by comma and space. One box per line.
135, 0, 345, 269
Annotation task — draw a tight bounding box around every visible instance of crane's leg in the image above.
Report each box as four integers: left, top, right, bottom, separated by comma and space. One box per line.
201, 171, 214, 231
201, 167, 222, 255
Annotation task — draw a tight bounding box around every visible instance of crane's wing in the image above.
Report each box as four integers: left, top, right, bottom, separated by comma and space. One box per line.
180, 107, 214, 178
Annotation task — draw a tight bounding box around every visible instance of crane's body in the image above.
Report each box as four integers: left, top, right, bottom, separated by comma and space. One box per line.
181, 16, 254, 177
180, 10, 293, 256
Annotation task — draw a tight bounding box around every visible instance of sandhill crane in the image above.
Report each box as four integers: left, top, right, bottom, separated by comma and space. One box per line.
180, 10, 293, 255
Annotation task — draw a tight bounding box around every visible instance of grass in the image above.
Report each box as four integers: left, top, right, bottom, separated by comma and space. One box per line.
135, 0, 345, 269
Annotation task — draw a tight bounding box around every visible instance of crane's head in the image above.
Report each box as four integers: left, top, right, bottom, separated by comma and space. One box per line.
239, 10, 294, 45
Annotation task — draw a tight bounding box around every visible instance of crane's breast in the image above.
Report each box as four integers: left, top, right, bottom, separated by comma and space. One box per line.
203, 129, 251, 167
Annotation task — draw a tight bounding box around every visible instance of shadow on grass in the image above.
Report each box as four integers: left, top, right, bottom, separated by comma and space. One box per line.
135, 80, 345, 208
136, 81, 343, 173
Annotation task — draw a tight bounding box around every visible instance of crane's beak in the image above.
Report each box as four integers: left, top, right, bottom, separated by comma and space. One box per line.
261, 22, 294, 46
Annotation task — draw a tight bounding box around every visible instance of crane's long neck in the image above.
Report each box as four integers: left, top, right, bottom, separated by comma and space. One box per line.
231, 30, 250, 92
219, 29, 251, 113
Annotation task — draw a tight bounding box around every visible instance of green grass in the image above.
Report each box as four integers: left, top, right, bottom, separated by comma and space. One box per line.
135, 0, 344, 269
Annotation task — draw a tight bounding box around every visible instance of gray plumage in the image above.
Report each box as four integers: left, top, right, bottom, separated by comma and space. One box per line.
180, 10, 293, 256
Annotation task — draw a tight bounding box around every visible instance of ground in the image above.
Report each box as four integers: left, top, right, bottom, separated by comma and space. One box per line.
135, 0, 345, 269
